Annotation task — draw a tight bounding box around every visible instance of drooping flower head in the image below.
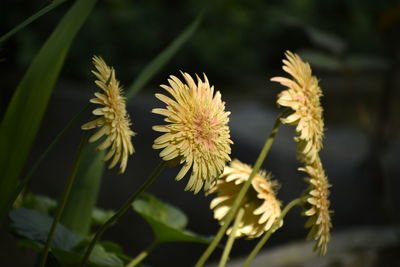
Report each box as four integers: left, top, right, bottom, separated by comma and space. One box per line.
152, 72, 232, 194
82, 56, 135, 173
300, 156, 332, 255
271, 51, 324, 164
209, 160, 282, 238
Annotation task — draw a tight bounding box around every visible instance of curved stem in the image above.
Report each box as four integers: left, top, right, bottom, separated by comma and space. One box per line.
219, 208, 244, 267
242, 198, 303, 267
39, 133, 88, 267
126, 240, 158, 267
79, 161, 166, 267
195, 114, 282, 267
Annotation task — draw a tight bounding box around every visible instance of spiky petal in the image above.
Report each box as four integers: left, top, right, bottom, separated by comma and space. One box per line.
300, 156, 332, 255
82, 56, 135, 173
209, 159, 282, 238
271, 51, 324, 164
152, 72, 232, 194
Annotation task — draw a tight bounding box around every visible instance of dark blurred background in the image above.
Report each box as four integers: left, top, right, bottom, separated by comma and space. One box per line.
1, 0, 400, 266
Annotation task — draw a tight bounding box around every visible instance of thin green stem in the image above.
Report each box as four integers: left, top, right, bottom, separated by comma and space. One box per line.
0, 104, 89, 225
126, 240, 158, 267
242, 198, 303, 267
79, 161, 166, 267
195, 115, 282, 267
39, 132, 88, 267
0, 0, 68, 44
219, 208, 244, 267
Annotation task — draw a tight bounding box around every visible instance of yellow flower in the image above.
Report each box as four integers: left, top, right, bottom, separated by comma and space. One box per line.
300, 156, 332, 255
152, 72, 232, 194
209, 160, 282, 238
271, 51, 324, 164
82, 56, 135, 173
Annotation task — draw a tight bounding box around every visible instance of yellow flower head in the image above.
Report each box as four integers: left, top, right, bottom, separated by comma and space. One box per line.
300, 156, 332, 255
152, 72, 232, 194
271, 51, 324, 163
209, 160, 282, 239
82, 56, 135, 173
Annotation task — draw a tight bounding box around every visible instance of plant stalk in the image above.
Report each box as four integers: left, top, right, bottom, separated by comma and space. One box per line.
242, 198, 303, 267
195, 114, 282, 267
79, 161, 166, 267
126, 240, 158, 267
218, 208, 244, 267
39, 133, 88, 267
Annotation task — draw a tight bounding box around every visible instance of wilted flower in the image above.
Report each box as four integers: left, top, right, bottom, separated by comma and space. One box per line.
300, 156, 332, 255
152, 72, 232, 194
209, 160, 282, 238
271, 51, 324, 164
82, 56, 135, 173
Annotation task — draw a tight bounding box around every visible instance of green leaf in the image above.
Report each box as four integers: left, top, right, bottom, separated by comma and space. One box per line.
9, 208, 82, 250
61, 143, 105, 235
0, 0, 98, 217
21, 194, 57, 215
0, 0, 68, 44
89, 245, 124, 267
133, 194, 211, 244
126, 13, 203, 99
17, 238, 43, 252
52, 245, 123, 267
19, 189, 115, 235
10, 208, 123, 266
99, 241, 132, 262
91, 207, 115, 226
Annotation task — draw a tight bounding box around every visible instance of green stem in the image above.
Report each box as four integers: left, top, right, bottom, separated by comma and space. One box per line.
126, 240, 158, 267
79, 161, 166, 267
39, 132, 88, 267
242, 198, 303, 267
219, 208, 244, 267
0, 104, 89, 225
195, 115, 282, 267
0, 0, 68, 44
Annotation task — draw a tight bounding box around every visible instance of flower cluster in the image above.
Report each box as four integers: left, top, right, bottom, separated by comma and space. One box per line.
209, 160, 282, 239
80, 52, 333, 257
272, 51, 332, 255
82, 56, 135, 173
152, 72, 233, 194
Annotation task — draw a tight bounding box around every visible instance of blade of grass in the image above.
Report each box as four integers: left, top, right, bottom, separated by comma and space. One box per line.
0, 0, 98, 217
126, 13, 203, 100
0, 0, 68, 44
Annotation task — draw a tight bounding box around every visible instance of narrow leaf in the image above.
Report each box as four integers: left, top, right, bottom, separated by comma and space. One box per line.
61, 144, 104, 235
0, 0, 68, 44
0, 0, 98, 216
126, 13, 203, 100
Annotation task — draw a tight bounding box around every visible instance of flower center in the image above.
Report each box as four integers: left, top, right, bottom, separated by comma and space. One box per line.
192, 111, 218, 150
